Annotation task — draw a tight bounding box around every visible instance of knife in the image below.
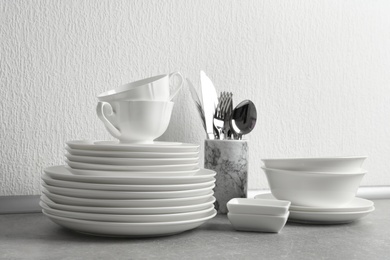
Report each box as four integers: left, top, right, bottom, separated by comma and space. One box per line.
200, 71, 219, 139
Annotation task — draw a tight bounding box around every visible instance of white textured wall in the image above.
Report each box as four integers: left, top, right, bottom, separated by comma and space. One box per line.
1, 0, 390, 195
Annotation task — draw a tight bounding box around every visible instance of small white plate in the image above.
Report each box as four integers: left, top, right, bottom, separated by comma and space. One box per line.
43, 209, 217, 237
65, 166, 200, 177
65, 154, 199, 166
66, 160, 199, 172
41, 194, 216, 214
42, 174, 215, 191
40, 201, 215, 222
67, 140, 199, 153
42, 189, 214, 207
66, 147, 199, 158
288, 207, 375, 224
45, 166, 215, 185
42, 183, 215, 199
227, 198, 290, 215
228, 212, 289, 233
254, 193, 374, 212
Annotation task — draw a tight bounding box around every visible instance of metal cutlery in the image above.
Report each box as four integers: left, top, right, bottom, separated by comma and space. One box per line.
200, 71, 219, 140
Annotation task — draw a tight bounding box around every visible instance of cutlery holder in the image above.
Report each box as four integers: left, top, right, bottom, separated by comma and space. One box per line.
204, 139, 248, 214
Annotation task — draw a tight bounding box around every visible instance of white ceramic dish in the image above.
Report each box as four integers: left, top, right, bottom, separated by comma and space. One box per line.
65, 166, 200, 177
42, 189, 214, 207
228, 212, 289, 233
41, 194, 216, 214
43, 209, 216, 237
227, 198, 290, 215
262, 156, 367, 172
42, 174, 215, 191
288, 206, 375, 224
254, 193, 374, 212
66, 140, 199, 153
42, 183, 215, 199
65, 147, 199, 159
262, 167, 366, 207
40, 201, 215, 222
66, 160, 199, 172
65, 154, 199, 166
45, 166, 216, 185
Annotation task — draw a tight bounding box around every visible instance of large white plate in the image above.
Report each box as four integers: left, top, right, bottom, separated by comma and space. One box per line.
66, 147, 199, 159
41, 194, 216, 214
65, 166, 200, 177
40, 201, 215, 222
43, 209, 217, 237
288, 207, 375, 224
66, 160, 199, 172
254, 193, 374, 212
42, 189, 214, 207
65, 154, 199, 166
42, 174, 215, 191
45, 166, 216, 185
42, 183, 215, 199
67, 140, 199, 153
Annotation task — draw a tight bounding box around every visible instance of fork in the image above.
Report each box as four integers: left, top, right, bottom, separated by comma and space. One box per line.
213, 92, 232, 140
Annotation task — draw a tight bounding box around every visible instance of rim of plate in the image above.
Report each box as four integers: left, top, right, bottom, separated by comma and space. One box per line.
66, 140, 199, 150
261, 155, 368, 161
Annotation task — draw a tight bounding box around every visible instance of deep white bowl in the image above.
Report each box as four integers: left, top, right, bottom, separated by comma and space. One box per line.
262, 167, 366, 208
261, 156, 367, 172
228, 212, 289, 233
227, 198, 290, 216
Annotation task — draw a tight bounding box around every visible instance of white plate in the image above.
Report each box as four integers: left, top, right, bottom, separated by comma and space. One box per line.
42, 189, 214, 207
42, 174, 215, 191
66, 166, 200, 177
42, 183, 215, 199
43, 209, 217, 237
41, 194, 216, 214
254, 193, 374, 212
288, 207, 375, 224
67, 140, 199, 153
66, 147, 199, 158
45, 166, 216, 185
66, 160, 199, 172
41, 201, 215, 222
65, 154, 199, 166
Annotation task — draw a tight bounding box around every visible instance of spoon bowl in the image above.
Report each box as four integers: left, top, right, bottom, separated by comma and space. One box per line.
230, 100, 257, 139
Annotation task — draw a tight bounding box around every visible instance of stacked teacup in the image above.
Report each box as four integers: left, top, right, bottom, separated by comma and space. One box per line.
258, 156, 375, 224
40, 73, 217, 237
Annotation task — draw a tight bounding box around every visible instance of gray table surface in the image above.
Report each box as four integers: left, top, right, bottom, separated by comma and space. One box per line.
1, 199, 389, 260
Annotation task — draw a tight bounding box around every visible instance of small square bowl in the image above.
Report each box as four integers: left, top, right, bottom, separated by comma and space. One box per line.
227, 198, 291, 215
228, 212, 289, 233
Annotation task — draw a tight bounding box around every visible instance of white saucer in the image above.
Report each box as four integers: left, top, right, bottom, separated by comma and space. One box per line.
43, 209, 217, 237
254, 193, 374, 212
288, 207, 375, 224
40, 201, 215, 223
42, 174, 215, 191
66, 147, 199, 159
41, 194, 216, 214
67, 140, 199, 153
42, 182, 215, 199
42, 189, 214, 207
45, 166, 216, 185
65, 154, 199, 166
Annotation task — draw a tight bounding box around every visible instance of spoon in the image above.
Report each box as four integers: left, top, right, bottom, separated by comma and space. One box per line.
230, 100, 257, 140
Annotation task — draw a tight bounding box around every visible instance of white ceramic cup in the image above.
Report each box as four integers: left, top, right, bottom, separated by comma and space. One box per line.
96, 100, 174, 144
97, 72, 184, 102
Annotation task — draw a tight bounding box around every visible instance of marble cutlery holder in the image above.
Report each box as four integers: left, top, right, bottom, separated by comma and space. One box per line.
204, 139, 248, 214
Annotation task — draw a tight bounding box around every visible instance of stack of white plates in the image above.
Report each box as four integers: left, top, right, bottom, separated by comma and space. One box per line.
41, 140, 217, 237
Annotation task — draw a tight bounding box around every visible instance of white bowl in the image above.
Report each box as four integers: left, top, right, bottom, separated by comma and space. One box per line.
261, 156, 367, 172
227, 198, 290, 216
262, 167, 366, 208
228, 212, 289, 233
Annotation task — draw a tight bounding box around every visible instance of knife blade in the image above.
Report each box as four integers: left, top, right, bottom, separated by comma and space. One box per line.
200, 71, 219, 139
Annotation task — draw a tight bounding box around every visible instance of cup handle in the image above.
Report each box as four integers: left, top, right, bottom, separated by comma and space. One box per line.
169, 71, 184, 100
96, 102, 121, 139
